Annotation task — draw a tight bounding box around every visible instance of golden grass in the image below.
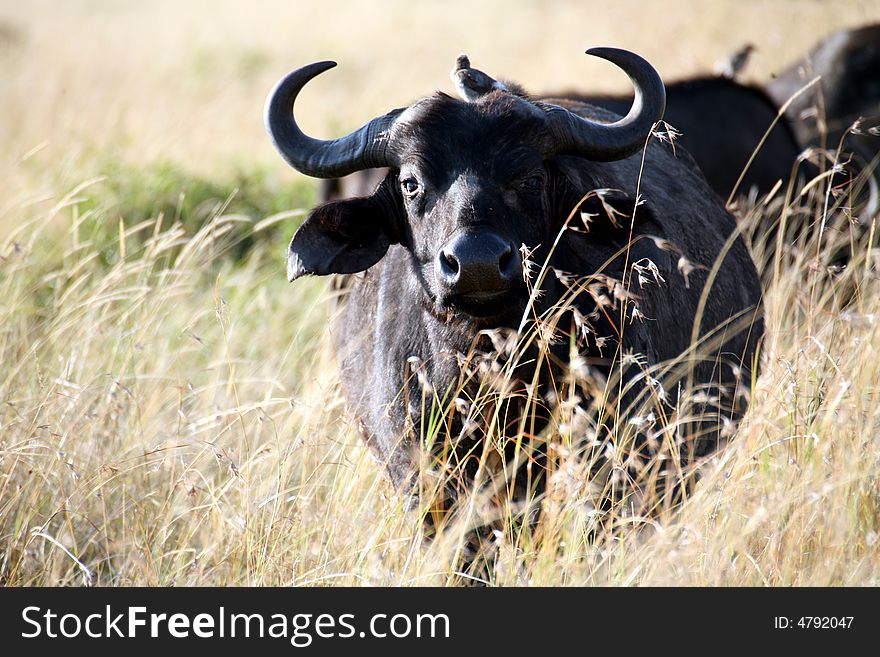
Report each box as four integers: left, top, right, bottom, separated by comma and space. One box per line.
1, 0, 880, 586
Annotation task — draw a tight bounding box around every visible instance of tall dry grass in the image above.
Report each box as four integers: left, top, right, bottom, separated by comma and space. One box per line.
1, 0, 880, 586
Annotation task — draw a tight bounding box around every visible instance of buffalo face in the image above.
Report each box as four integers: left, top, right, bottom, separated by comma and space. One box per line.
364, 95, 556, 320
285, 95, 564, 322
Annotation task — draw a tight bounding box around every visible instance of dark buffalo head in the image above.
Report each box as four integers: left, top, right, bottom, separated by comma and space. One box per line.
766, 23, 880, 178
266, 49, 665, 323
765, 24, 880, 221
767, 24, 880, 141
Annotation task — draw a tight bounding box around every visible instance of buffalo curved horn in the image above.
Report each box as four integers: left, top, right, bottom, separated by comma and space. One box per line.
264, 61, 404, 178
542, 48, 666, 161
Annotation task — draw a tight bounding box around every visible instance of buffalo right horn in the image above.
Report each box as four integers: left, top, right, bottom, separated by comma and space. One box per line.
264, 61, 404, 178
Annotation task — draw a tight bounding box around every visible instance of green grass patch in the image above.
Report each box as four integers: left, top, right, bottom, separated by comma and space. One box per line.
77, 159, 316, 263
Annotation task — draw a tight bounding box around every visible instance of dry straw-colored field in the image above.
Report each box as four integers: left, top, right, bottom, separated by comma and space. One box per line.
2, 0, 880, 585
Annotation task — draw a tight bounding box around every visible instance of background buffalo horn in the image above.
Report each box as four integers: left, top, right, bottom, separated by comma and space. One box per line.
264, 61, 404, 178
542, 47, 666, 161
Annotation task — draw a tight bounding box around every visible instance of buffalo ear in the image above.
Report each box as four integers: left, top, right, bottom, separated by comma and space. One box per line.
287, 185, 400, 281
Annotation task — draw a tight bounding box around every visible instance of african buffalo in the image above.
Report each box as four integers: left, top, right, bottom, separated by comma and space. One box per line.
266, 49, 764, 513
766, 24, 880, 213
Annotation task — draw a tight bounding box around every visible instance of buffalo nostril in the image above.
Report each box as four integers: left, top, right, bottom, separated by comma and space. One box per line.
499, 243, 522, 282
498, 246, 513, 273
440, 250, 460, 276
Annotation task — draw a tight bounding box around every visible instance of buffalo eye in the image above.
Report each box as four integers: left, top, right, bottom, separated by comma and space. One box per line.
518, 175, 544, 193
400, 177, 420, 197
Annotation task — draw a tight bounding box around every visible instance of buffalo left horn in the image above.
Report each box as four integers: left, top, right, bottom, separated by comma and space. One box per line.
541, 47, 666, 161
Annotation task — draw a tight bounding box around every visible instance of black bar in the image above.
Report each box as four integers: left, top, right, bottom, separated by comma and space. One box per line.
0, 587, 874, 653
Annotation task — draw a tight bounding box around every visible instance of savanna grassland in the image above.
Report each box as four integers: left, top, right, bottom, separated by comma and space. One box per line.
2, 0, 880, 586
